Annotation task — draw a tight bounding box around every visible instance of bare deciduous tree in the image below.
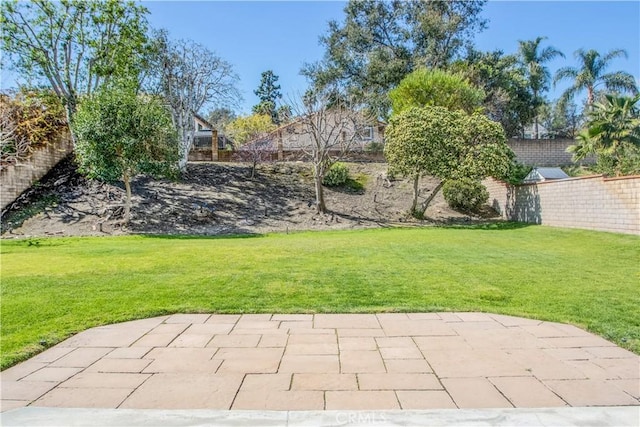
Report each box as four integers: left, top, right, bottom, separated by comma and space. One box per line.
291, 91, 371, 213
151, 32, 240, 170
232, 138, 276, 179
227, 113, 277, 179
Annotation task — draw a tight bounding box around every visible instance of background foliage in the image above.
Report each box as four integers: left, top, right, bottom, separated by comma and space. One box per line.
0, 88, 67, 165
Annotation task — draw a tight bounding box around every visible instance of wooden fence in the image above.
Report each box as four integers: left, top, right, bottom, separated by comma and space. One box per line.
188, 148, 385, 163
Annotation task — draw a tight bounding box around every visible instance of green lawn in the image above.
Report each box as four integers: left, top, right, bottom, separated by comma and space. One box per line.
1, 225, 639, 369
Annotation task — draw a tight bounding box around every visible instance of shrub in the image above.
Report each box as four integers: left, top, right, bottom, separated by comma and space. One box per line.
502, 162, 532, 185
442, 178, 489, 212
323, 162, 349, 186
0, 89, 67, 165
364, 141, 384, 153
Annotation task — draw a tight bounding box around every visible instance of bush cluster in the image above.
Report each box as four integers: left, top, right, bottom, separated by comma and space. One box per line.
0, 89, 67, 165
442, 178, 488, 212
502, 162, 532, 185
322, 162, 349, 186
364, 141, 384, 153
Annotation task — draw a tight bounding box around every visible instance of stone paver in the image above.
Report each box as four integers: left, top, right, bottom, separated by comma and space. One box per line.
358, 373, 441, 390
291, 374, 358, 391
488, 376, 567, 407
1, 313, 638, 413
164, 314, 211, 324
340, 350, 386, 373
58, 372, 150, 389
232, 390, 324, 410
119, 373, 243, 409
217, 357, 280, 374
314, 314, 380, 329
240, 373, 292, 392
142, 348, 220, 373
21, 367, 82, 383
1, 381, 58, 401
442, 377, 513, 408
258, 335, 289, 348
85, 358, 151, 373
48, 348, 114, 368
384, 359, 433, 373
422, 348, 529, 377
279, 355, 340, 374
338, 337, 377, 351
34, 387, 133, 408
25, 347, 75, 364
543, 379, 639, 406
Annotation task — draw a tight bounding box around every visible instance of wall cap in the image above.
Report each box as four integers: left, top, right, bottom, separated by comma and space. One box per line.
603, 174, 640, 182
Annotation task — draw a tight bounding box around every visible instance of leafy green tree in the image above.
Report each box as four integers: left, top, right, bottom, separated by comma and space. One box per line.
555, 48, 639, 107
253, 70, 282, 124
384, 106, 513, 217
226, 114, 277, 178
0, 0, 150, 126
73, 85, 179, 222
226, 114, 276, 146
389, 68, 484, 116
517, 37, 564, 138
276, 105, 293, 124
302, 0, 487, 119
569, 94, 640, 176
206, 107, 237, 132
539, 100, 583, 139
451, 49, 534, 138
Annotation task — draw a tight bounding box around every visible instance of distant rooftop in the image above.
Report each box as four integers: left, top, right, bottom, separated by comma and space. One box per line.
523, 167, 569, 183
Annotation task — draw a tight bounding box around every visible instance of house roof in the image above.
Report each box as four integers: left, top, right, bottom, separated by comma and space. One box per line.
245, 112, 386, 145
193, 112, 214, 130
524, 167, 569, 183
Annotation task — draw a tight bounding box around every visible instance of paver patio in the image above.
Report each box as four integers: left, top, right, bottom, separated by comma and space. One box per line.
1, 313, 638, 412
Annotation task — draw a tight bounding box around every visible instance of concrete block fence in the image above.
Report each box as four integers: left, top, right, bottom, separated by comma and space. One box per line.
506, 139, 596, 167
484, 175, 640, 235
0, 136, 73, 211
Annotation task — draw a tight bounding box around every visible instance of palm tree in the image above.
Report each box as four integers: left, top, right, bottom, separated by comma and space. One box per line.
554, 48, 639, 107
517, 37, 564, 138
569, 94, 640, 175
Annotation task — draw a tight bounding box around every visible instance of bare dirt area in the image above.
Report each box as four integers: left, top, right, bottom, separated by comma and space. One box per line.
1, 158, 498, 238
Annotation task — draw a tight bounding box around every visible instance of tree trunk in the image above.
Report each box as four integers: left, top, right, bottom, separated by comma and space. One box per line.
533, 89, 539, 139
64, 96, 77, 144
313, 163, 327, 214
410, 174, 419, 215
418, 180, 444, 217
178, 126, 191, 171
123, 170, 132, 223
587, 86, 594, 107
177, 113, 194, 171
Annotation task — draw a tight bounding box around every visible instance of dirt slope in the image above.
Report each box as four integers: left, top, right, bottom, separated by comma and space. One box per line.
1, 158, 497, 238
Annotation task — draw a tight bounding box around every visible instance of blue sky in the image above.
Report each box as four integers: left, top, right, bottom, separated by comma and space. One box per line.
141, 0, 639, 115
3, 1, 639, 115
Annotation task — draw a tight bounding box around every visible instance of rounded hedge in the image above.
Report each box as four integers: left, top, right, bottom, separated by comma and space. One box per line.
442, 178, 488, 211
323, 162, 349, 186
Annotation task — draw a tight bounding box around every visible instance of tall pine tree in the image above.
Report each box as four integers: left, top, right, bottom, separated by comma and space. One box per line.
253, 70, 282, 124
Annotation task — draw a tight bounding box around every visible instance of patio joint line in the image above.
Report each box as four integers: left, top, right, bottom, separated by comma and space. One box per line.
228, 373, 247, 410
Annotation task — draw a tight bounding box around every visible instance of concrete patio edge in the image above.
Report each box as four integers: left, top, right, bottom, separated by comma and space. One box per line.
2, 406, 639, 427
